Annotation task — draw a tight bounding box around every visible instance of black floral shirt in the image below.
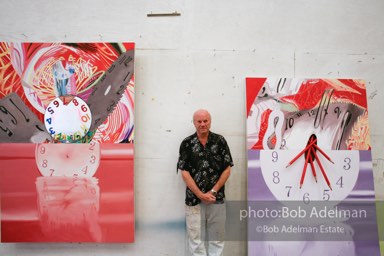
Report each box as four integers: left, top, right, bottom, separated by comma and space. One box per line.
177, 131, 234, 206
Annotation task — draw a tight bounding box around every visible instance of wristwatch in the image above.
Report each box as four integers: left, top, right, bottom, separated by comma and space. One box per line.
211, 189, 217, 196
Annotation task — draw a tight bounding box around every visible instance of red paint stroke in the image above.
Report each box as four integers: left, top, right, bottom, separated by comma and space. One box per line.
246, 77, 266, 116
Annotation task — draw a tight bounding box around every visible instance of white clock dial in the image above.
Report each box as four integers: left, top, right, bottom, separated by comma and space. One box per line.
260, 150, 359, 203
35, 142, 100, 177
44, 96, 92, 140
280, 101, 364, 151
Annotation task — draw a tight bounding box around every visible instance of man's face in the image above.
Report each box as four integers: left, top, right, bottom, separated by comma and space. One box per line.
193, 111, 211, 135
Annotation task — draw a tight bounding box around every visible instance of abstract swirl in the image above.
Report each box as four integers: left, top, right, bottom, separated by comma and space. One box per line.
0, 42, 134, 143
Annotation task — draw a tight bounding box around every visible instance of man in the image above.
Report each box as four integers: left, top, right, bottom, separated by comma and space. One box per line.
177, 109, 233, 256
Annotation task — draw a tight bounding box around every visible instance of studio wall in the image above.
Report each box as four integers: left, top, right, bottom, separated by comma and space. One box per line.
1, 0, 384, 255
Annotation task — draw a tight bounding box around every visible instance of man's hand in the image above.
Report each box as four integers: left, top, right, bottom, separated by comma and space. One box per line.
181, 170, 218, 204
199, 191, 216, 204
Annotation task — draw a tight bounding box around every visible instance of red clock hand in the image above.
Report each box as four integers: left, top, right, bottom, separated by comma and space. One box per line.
286, 138, 317, 168
311, 146, 332, 190
299, 147, 312, 189
313, 143, 335, 164
309, 155, 318, 183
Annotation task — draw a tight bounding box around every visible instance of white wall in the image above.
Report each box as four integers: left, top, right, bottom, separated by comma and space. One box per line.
0, 0, 383, 255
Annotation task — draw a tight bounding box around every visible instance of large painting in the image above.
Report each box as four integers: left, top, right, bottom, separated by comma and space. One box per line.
0, 42, 135, 242
246, 78, 380, 255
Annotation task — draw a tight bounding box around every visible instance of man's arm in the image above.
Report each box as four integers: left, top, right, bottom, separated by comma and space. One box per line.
181, 170, 216, 204
211, 166, 231, 193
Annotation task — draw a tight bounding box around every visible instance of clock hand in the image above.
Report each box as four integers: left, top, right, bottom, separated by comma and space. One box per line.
313, 143, 335, 164
310, 146, 332, 190
299, 147, 312, 189
276, 78, 287, 93
308, 155, 317, 183
285, 138, 317, 167
335, 111, 352, 150
314, 89, 333, 129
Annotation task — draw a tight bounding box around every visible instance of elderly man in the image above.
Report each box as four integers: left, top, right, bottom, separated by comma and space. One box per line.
177, 109, 233, 256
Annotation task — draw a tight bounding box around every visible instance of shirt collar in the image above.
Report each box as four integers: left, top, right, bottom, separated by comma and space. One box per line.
193, 131, 212, 144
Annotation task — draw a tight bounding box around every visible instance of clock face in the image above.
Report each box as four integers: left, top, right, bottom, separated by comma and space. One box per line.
275, 100, 364, 151
246, 78, 380, 256
35, 142, 100, 177
260, 149, 359, 203
44, 96, 92, 141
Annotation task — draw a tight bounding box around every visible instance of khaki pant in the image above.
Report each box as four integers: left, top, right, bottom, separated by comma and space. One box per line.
185, 203, 226, 256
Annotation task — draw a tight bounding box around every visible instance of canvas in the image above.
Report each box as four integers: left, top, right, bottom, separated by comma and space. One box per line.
246, 78, 380, 255
0, 42, 135, 242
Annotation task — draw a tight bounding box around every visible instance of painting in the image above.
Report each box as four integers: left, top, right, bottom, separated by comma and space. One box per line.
0, 42, 135, 242
246, 78, 380, 255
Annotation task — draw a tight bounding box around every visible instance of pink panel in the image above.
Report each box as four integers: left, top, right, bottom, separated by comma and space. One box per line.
0, 143, 134, 242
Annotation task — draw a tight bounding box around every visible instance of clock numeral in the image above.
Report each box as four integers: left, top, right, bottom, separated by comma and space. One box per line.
49, 169, 55, 176
334, 107, 341, 119
303, 193, 310, 204
73, 174, 79, 182
49, 127, 55, 135
284, 117, 294, 130
336, 176, 344, 188
89, 141, 95, 150
343, 157, 351, 170
271, 151, 278, 162
107, 100, 116, 112
47, 107, 54, 114
46, 118, 52, 125
117, 84, 126, 95
322, 189, 330, 201
0, 105, 17, 125
39, 146, 46, 154
53, 100, 60, 108
81, 104, 88, 112
42, 159, 48, 168
272, 171, 280, 184
9, 98, 29, 122
82, 166, 88, 175
90, 155, 96, 164
81, 113, 91, 122
285, 186, 292, 197
72, 99, 79, 106
307, 109, 316, 117
0, 95, 39, 139
0, 119, 14, 137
